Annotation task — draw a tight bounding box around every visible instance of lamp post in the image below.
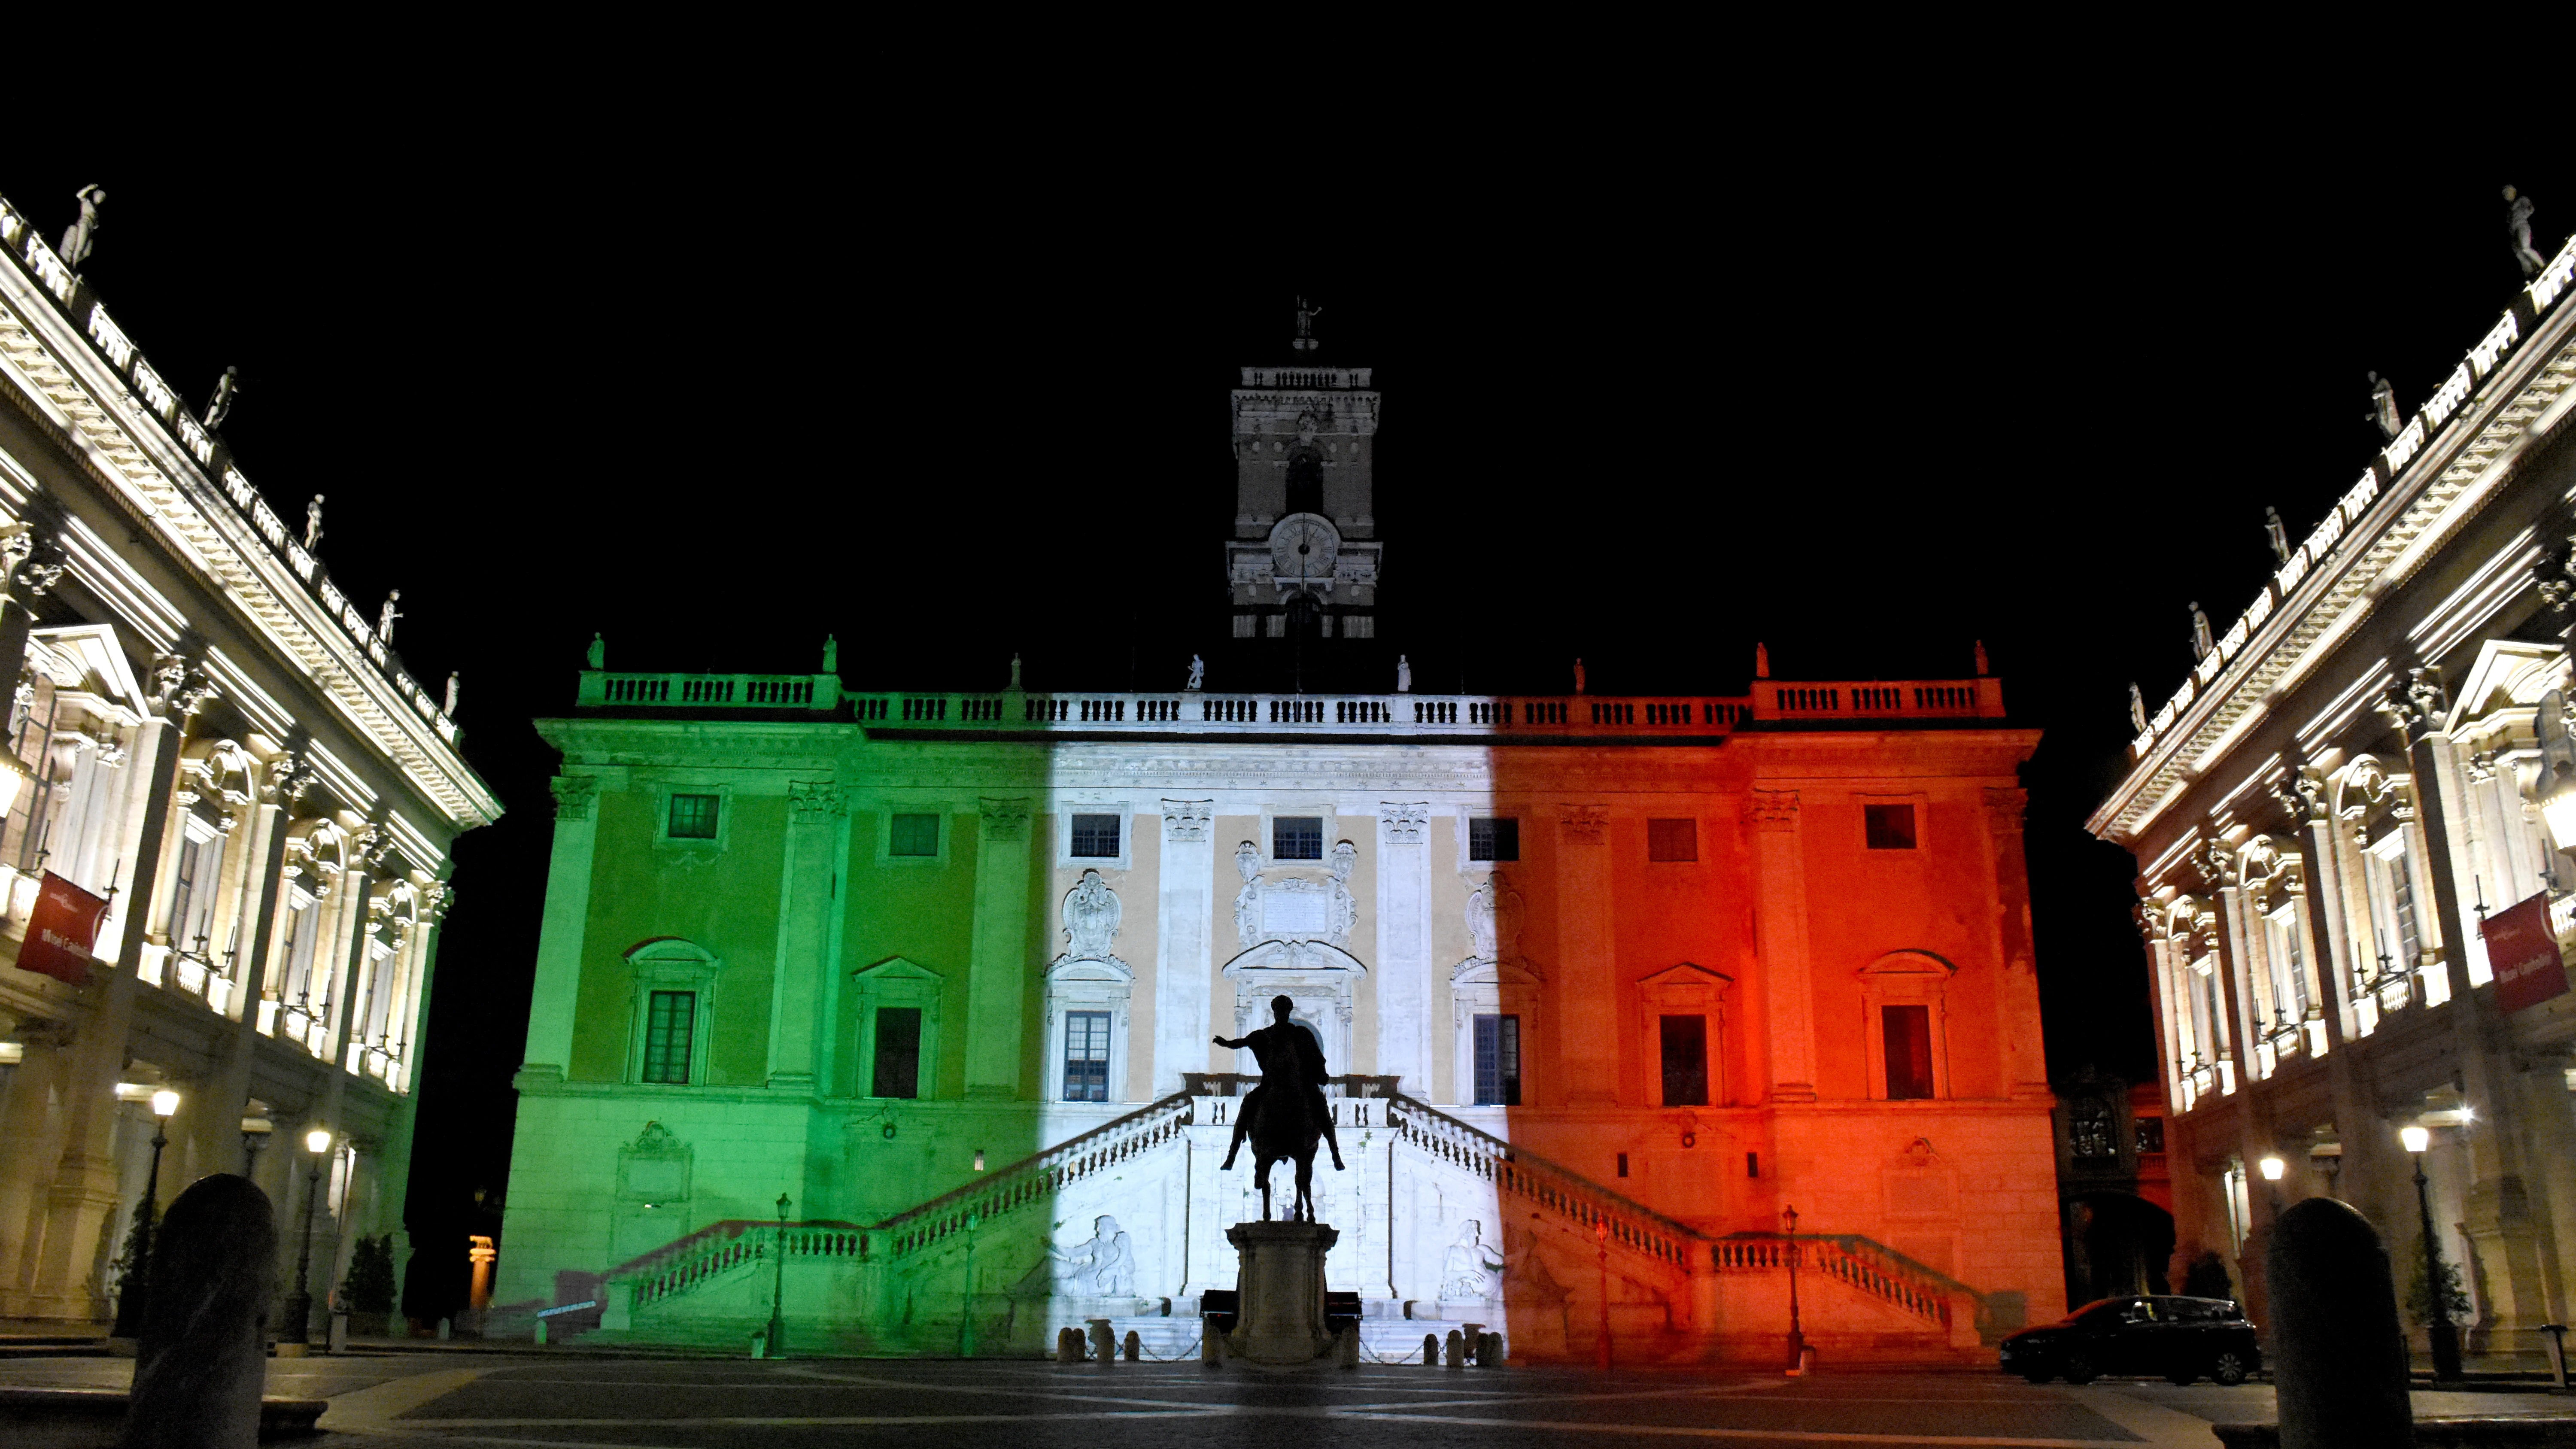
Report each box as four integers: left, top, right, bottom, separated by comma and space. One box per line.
2402, 1124, 2463, 1380
1595, 1219, 1612, 1371
241, 1115, 273, 1177
2257, 1154, 2286, 1218
766, 1192, 790, 1360
110, 1088, 180, 1337
1782, 1204, 1806, 1372
284, 1128, 331, 1347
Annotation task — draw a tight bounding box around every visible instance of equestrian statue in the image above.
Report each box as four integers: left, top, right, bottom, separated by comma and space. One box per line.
1215, 995, 1347, 1221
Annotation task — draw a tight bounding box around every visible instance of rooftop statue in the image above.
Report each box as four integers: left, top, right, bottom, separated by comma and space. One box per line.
304, 495, 324, 550
2190, 602, 2214, 661
1292, 296, 1322, 354
58, 185, 103, 271
443, 672, 460, 717
2366, 372, 2400, 440
2265, 506, 2291, 563
586, 632, 605, 670
1573, 657, 1586, 694
1974, 639, 1989, 677
1187, 654, 1204, 692
1009, 652, 1022, 690
1755, 641, 1770, 679
2509, 186, 2547, 279
1396, 654, 1411, 693
1214, 995, 1345, 1221
378, 591, 401, 644
2129, 683, 2148, 735
204, 367, 240, 430
820, 634, 837, 673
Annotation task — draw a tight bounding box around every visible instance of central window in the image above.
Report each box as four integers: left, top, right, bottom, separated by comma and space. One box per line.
1070, 814, 1120, 858
668, 793, 720, 840
1659, 1014, 1710, 1106
1062, 1010, 1111, 1101
1865, 804, 1917, 850
889, 812, 939, 857
1469, 817, 1519, 862
1472, 1013, 1521, 1106
1882, 1004, 1934, 1099
642, 990, 696, 1084
1273, 816, 1324, 861
871, 1007, 922, 1098
1647, 818, 1697, 862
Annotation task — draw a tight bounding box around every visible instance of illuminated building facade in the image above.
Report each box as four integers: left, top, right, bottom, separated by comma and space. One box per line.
500, 352, 2064, 1363
2090, 231, 2576, 1365
0, 194, 499, 1326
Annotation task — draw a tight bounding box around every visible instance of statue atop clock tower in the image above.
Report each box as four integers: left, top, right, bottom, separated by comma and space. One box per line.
1225, 310, 1384, 646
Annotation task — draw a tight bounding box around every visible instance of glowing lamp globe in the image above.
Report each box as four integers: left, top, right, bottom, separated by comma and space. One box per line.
2258, 1155, 2284, 1182
2400, 1124, 2431, 1154
304, 1128, 332, 1155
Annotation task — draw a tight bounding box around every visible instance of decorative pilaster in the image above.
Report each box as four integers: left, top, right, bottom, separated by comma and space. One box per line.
1556, 804, 1616, 1105
769, 782, 844, 1092
1747, 789, 1817, 1103
1375, 803, 1433, 1092
1980, 788, 2050, 1100
1154, 800, 1215, 1096
517, 776, 601, 1088
964, 797, 1034, 1100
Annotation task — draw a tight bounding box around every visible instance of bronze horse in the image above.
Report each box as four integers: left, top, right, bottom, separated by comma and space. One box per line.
1215, 997, 1345, 1221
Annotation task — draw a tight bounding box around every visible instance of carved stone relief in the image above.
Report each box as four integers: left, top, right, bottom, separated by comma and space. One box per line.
1061, 869, 1122, 962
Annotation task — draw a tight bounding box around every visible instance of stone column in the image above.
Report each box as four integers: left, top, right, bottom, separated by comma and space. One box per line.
194, 747, 304, 1177
768, 781, 843, 1092
26, 711, 178, 1316
2273, 769, 2388, 1196
1154, 801, 1214, 1097
1747, 790, 1817, 1103
516, 776, 598, 1087
1979, 788, 2050, 1100
1375, 802, 1432, 1094
964, 798, 1033, 1100
1555, 805, 1617, 1106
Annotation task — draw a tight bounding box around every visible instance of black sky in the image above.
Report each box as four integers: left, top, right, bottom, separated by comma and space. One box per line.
9, 128, 2571, 1292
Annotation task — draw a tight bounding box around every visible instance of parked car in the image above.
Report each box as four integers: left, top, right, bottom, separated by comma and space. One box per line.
1998, 1295, 2260, 1385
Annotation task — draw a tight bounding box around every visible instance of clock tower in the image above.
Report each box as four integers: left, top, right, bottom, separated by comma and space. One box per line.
1225, 350, 1383, 646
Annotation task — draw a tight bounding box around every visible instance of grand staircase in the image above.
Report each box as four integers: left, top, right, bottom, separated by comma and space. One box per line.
587, 1088, 1989, 1361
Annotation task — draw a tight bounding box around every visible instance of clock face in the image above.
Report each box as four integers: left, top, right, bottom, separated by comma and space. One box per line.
1271, 516, 1339, 579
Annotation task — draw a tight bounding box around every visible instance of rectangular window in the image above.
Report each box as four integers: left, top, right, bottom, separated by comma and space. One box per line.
1273, 816, 1324, 861
166, 836, 202, 942
1070, 814, 1120, 858
871, 1007, 923, 1098
1865, 803, 1918, 850
1616, 1152, 1629, 1178
1468, 817, 1519, 862
888, 812, 939, 857
1062, 1010, 1111, 1101
642, 990, 696, 1084
668, 793, 720, 840
1472, 1013, 1522, 1106
1646, 818, 1697, 862
1659, 1014, 1710, 1106
1883, 1004, 1934, 1099
282, 896, 321, 1001
2266, 905, 2308, 1018
2135, 1117, 2166, 1154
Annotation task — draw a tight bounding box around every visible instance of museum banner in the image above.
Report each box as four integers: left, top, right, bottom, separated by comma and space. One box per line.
15, 871, 112, 987
2482, 892, 2570, 1015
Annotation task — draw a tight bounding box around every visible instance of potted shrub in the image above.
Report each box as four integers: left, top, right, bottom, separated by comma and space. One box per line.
345, 1235, 397, 1337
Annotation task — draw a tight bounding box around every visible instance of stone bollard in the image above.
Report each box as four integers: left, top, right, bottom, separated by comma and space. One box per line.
1089, 1318, 1117, 1367
2265, 1197, 2411, 1449
437, 1317, 451, 1341
1123, 1330, 1140, 1362
1335, 1324, 1358, 1369
1460, 1321, 1485, 1365
1482, 1331, 1505, 1366
1203, 1315, 1226, 1367
1057, 1326, 1082, 1363
1422, 1332, 1440, 1367
1446, 1329, 1464, 1368
123, 1174, 278, 1449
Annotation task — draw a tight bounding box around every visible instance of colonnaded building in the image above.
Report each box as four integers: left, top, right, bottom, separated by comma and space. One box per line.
500, 337, 2065, 1362
2092, 226, 2576, 1366
0, 192, 497, 1326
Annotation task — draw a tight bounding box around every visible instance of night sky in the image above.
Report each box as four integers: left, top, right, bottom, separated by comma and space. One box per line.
7, 141, 2572, 1288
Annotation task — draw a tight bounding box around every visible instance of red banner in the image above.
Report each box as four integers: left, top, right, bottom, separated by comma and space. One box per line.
2482, 892, 2570, 1015
15, 872, 111, 987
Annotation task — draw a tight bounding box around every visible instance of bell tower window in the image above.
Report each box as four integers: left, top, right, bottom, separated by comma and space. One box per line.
1285, 448, 1323, 518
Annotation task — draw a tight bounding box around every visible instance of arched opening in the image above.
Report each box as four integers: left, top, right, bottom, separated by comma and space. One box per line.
2066, 1191, 2175, 1304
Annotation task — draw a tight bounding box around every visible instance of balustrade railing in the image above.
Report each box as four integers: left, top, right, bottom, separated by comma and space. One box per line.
871, 1091, 1194, 1264
1385, 1094, 1703, 1274
612, 1218, 868, 1310
1714, 1231, 1967, 1326
579, 671, 841, 711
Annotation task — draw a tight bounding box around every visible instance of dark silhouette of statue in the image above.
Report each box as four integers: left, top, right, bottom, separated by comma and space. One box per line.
1215, 995, 1346, 1220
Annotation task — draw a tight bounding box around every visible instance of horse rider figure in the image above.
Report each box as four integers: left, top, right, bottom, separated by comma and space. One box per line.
1215, 995, 1347, 1174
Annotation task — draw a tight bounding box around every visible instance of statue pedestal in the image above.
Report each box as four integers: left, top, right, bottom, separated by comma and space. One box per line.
1224, 1221, 1337, 1366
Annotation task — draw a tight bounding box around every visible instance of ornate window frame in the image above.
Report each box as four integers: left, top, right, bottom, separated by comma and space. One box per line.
849, 955, 945, 1099
649, 780, 734, 854
1449, 956, 1544, 1107
1045, 954, 1133, 1103
871, 802, 955, 868
1055, 799, 1136, 872
624, 937, 720, 1086
1634, 962, 1732, 1107
1856, 950, 1955, 1102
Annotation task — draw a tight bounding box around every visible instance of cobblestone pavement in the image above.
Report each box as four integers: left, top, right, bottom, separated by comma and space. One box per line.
6, 1354, 2575, 1447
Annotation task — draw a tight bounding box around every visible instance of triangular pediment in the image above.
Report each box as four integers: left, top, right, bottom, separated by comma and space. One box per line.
852, 954, 945, 983
1637, 961, 1732, 990
1450, 956, 1544, 987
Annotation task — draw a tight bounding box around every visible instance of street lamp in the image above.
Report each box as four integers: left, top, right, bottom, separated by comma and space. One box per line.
1782, 1204, 1806, 1373
284, 1128, 332, 1347
2402, 1124, 2463, 1380
766, 1192, 790, 1359
110, 1088, 181, 1337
